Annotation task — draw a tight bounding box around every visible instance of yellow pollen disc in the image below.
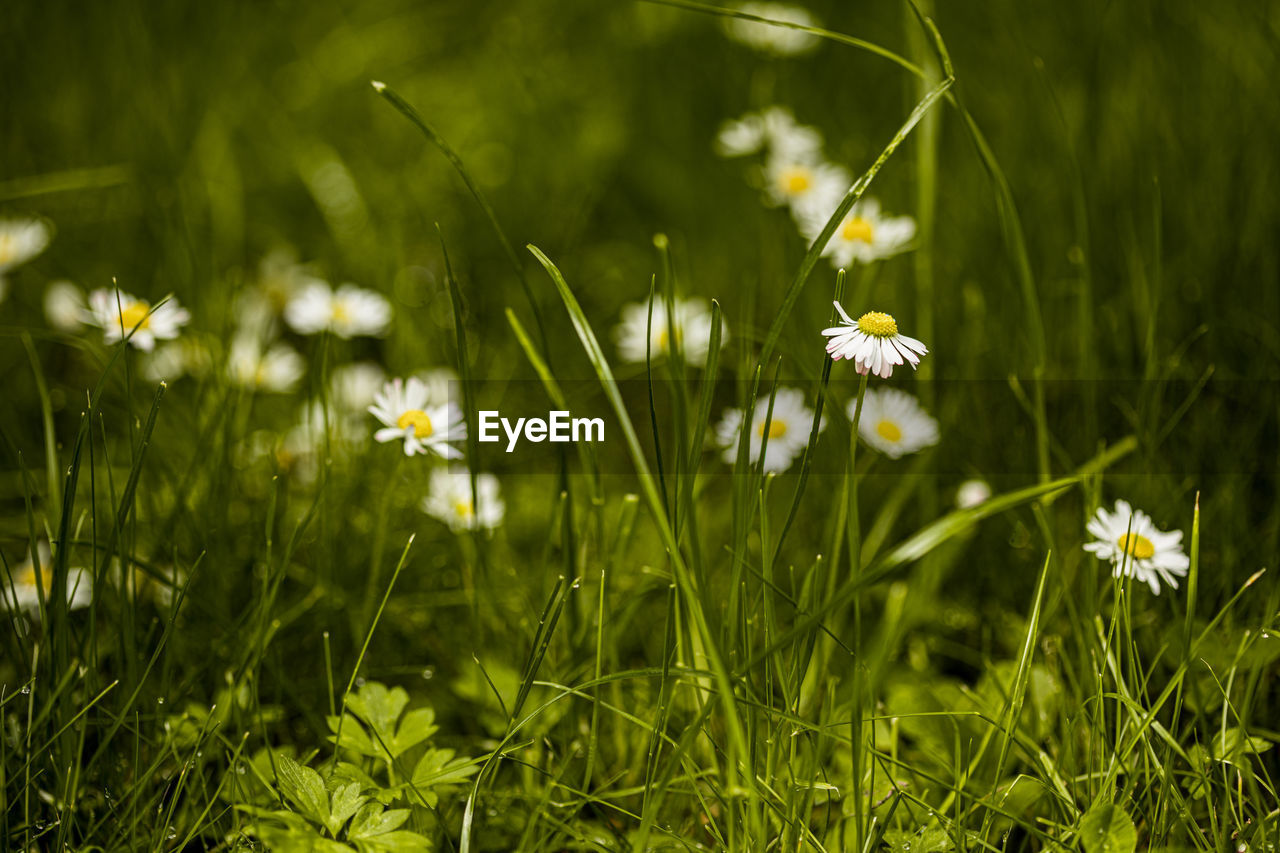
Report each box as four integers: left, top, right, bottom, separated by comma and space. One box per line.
657, 326, 683, 350
780, 168, 811, 195
875, 420, 902, 442
856, 311, 898, 338
453, 500, 474, 519
119, 301, 151, 331
757, 419, 788, 439
332, 303, 350, 323
0, 235, 13, 264
1116, 533, 1155, 560
396, 409, 434, 438
841, 217, 875, 244
18, 565, 39, 589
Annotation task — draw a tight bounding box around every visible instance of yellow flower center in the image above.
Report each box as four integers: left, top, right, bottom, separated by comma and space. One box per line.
875, 420, 902, 443
453, 500, 474, 519
332, 302, 350, 324
856, 311, 898, 338
779, 167, 812, 196
119, 301, 151, 331
841, 217, 875, 244
757, 419, 788, 439
657, 326, 683, 350
18, 565, 39, 589
0, 234, 14, 265
396, 409, 434, 438
1116, 533, 1155, 560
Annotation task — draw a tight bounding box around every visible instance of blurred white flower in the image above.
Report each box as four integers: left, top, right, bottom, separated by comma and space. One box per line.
762, 154, 848, 212
86, 289, 190, 352
715, 114, 767, 157
234, 248, 312, 340
614, 297, 728, 365
716, 386, 821, 473
1084, 499, 1190, 595
0, 217, 53, 302
822, 302, 928, 379
368, 377, 465, 458
799, 197, 916, 267
722, 2, 821, 56
956, 479, 992, 509
330, 362, 386, 411
415, 366, 460, 408
4, 541, 92, 617
852, 388, 938, 459
227, 336, 306, 392
284, 279, 390, 338
143, 338, 212, 383
44, 281, 86, 331
760, 107, 824, 159
422, 468, 505, 533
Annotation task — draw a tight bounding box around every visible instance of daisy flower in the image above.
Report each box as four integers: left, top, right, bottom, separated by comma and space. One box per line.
415, 366, 460, 408
368, 377, 465, 458
852, 388, 939, 459
722, 2, 821, 56
86, 288, 191, 352
284, 279, 391, 338
614, 297, 728, 365
227, 336, 306, 392
421, 468, 505, 533
760, 107, 824, 159
715, 386, 822, 473
716, 114, 768, 158
822, 302, 928, 379
762, 154, 849, 212
143, 338, 213, 383
0, 217, 53, 302
4, 542, 92, 617
798, 197, 917, 267
330, 362, 387, 411
44, 281, 86, 331
1084, 499, 1190, 595
956, 479, 993, 509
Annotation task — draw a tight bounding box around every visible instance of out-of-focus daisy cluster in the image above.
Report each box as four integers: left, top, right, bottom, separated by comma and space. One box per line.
0, 225, 509, 624
716, 107, 917, 268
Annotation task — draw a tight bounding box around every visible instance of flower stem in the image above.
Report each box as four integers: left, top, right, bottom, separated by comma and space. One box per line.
845, 373, 870, 573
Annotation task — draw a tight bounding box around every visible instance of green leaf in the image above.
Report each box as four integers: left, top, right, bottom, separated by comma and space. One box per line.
349, 802, 432, 852
328, 714, 379, 758
349, 804, 411, 838
355, 831, 432, 853
390, 707, 438, 756
1078, 802, 1137, 853
403, 747, 479, 806
346, 682, 409, 741
1211, 727, 1272, 764
276, 754, 331, 826
883, 827, 954, 853
327, 782, 367, 836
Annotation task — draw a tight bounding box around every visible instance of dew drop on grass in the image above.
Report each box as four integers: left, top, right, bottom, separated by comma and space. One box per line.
356, 676, 366, 687
237, 764, 247, 774
422, 667, 435, 680
157, 697, 164, 704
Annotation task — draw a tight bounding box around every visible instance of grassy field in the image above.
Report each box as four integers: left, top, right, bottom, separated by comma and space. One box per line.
2, 0, 1278, 849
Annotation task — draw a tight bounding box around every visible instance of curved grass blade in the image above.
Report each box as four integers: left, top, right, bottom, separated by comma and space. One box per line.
371, 81, 551, 356
527, 244, 751, 793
